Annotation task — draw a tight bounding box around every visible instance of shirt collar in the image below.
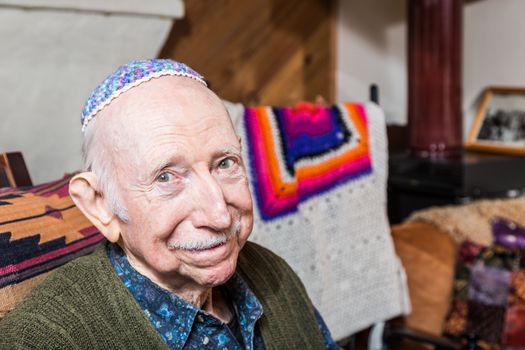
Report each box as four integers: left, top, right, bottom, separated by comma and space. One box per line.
107, 243, 263, 349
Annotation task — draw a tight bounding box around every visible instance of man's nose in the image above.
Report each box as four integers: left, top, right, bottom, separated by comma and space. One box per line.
191, 170, 232, 230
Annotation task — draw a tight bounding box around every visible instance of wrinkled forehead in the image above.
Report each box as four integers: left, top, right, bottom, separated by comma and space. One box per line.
96, 76, 239, 170
104, 75, 232, 131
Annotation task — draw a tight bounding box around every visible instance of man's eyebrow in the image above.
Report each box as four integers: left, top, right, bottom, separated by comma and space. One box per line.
147, 156, 184, 180
215, 147, 241, 158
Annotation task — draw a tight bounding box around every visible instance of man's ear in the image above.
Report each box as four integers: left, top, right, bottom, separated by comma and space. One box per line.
69, 172, 121, 243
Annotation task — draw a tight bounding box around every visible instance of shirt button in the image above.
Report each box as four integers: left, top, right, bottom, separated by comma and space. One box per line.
197, 315, 204, 322
202, 336, 209, 345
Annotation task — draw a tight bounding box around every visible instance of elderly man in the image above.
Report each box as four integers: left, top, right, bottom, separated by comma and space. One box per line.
0, 60, 338, 349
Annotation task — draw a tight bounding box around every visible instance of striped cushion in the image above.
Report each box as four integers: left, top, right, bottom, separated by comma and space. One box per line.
0, 175, 104, 319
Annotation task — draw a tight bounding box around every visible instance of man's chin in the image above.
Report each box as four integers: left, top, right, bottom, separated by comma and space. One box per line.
194, 260, 238, 288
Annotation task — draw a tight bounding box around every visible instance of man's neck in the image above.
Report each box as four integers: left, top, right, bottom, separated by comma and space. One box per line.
209, 287, 233, 323
160, 284, 233, 323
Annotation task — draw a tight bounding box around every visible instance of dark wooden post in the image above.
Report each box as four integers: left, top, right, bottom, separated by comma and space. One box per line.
408, 0, 462, 157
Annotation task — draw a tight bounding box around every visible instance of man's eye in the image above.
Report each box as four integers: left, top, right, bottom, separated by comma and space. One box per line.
156, 172, 173, 183
218, 158, 235, 170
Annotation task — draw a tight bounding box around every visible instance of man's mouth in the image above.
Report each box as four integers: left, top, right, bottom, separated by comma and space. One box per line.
185, 240, 228, 253
167, 220, 241, 252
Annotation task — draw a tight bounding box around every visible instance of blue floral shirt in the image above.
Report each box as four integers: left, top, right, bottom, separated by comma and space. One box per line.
108, 243, 339, 350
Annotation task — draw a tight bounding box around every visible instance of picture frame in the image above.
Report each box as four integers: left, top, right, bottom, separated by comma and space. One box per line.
466, 87, 525, 155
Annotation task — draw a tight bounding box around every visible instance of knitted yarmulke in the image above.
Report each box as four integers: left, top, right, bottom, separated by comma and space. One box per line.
81, 59, 206, 131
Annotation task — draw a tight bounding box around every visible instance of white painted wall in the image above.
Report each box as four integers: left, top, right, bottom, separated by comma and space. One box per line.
336, 0, 407, 125
0, 1, 183, 184
337, 0, 525, 138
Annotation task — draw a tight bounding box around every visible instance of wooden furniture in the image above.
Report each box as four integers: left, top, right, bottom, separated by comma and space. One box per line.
388, 150, 525, 224
0, 152, 33, 188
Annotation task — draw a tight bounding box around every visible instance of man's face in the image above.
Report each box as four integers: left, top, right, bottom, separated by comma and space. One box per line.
100, 77, 253, 291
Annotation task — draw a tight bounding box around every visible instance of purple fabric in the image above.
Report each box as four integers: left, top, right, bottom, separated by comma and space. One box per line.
469, 262, 511, 306
492, 217, 525, 250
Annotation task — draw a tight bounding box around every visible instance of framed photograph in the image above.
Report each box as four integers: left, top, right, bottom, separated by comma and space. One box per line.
466, 87, 525, 155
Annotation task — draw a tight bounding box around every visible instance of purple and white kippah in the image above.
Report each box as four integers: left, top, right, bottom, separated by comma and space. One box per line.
81, 59, 207, 131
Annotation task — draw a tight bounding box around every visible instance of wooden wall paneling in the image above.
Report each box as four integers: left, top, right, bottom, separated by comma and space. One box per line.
159, 0, 336, 106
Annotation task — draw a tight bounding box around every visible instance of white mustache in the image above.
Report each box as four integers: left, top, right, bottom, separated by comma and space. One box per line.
167, 220, 241, 251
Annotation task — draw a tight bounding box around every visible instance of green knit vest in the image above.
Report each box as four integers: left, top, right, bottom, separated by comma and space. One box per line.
237, 242, 325, 350
0, 241, 325, 349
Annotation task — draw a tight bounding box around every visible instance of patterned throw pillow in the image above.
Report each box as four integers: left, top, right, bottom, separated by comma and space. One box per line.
0, 175, 104, 319
444, 217, 525, 349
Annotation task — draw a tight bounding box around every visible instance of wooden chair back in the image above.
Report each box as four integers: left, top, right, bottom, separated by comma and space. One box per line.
0, 152, 33, 188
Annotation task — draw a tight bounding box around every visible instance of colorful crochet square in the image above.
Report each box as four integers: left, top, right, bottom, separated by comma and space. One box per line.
244, 102, 372, 221
81, 59, 206, 131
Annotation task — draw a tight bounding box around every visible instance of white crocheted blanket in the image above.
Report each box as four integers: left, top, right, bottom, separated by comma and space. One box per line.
227, 101, 410, 340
